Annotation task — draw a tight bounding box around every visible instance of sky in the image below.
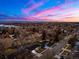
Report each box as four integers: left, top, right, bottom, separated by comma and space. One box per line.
0, 0, 79, 22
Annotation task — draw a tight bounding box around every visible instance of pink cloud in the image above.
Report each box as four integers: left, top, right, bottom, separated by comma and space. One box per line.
22, 3, 43, 14
30, 1, 79, 22
22, 0, 48, 15
22, 0, 79, 22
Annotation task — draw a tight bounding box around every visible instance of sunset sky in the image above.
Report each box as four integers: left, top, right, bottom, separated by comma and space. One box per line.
0, 0, 79, 22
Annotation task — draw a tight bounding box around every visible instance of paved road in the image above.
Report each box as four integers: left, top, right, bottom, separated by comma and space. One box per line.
51, 35, 71, 55
32, 35, 73, 59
